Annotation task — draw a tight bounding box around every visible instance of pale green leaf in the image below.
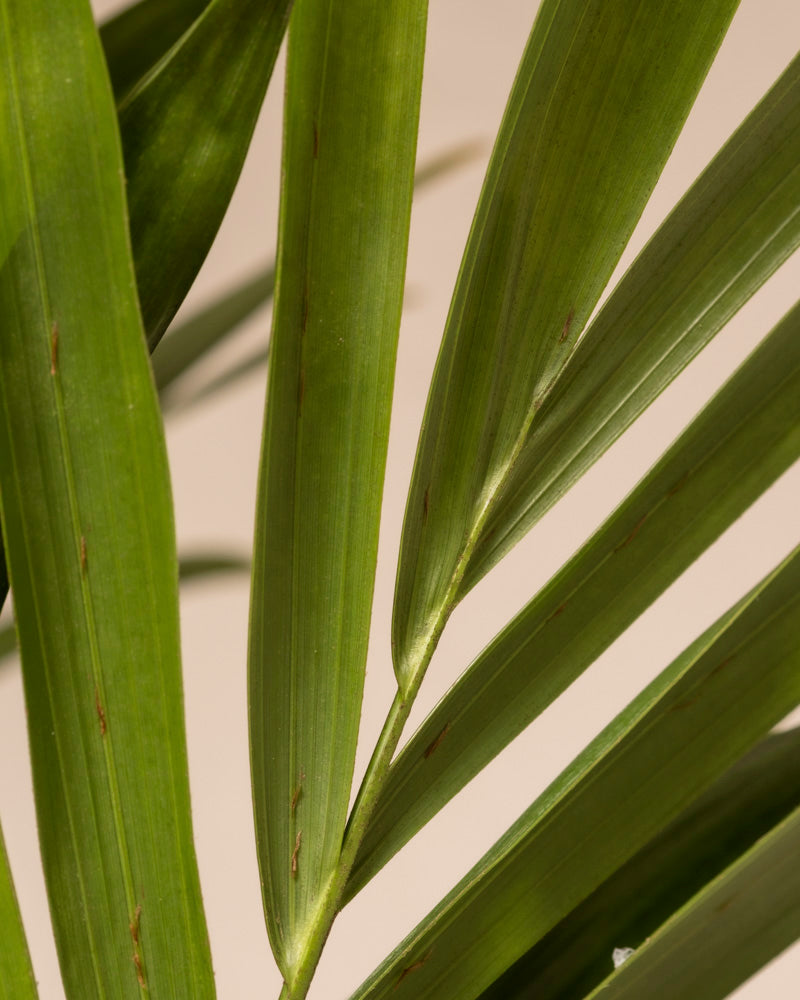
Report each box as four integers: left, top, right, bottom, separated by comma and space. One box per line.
350, 545, 800, 999
392, 0, 740, 692
347, 300, 800, 897
0, 822, 37, 999
248, 0, 428, 985
0, 1, 214, 994
477, 726, 800, 999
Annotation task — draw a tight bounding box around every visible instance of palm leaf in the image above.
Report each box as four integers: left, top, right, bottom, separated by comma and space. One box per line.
463, 50, 800, 590
478, 726, 800, 999
248, 0, 427, 988
350, 544, 800, 999
0, 823, 37, 999
348, 298, 800, 897
392, 0, 740, 693
118, 0, 292, 347
583, 804, 800, 1000
0, 1, 214, 994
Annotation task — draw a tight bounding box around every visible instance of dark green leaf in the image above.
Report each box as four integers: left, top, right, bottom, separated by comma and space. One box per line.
478, 726, 800, 999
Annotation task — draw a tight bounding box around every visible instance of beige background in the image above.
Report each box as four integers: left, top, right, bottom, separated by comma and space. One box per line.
1, 0, 799, 996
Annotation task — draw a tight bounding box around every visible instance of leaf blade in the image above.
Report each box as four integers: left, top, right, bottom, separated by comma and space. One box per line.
392, 0, 740, 690
248, 0, 427, 983
0, 822, 37, 999
465, 50, 800, 589
0, 2, 214, 995
349, 298, 800, 899
350, 545, 800, 999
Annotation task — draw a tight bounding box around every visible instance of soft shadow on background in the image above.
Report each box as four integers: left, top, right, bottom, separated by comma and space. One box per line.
1, 1, 799, 996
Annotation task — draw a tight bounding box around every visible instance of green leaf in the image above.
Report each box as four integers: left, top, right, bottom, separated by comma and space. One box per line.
153, 267, 275, 396
477, 726, 800, 1000
350, 545, 800, 1000
392, 0, 740, 692
584, 804, 800, 1000
153, 138, 485, 411
0, 822, 37, 999
0, 1, 214, 995
248, 0, 427, 984
348, 299, 800, 899
118, 0, 292, 347
464, 50, 800, 591
99, 0, 209, 103
0, 553, 249, 671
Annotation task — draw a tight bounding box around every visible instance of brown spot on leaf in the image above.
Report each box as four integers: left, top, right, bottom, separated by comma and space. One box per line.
422, 487, 429, 523
291, 831, 302, 878
546, 602, 567, 623
395, 950, 432, 990
50, 322, 59, 375
80, 536, 88, 574
291, 771, 306, 813
559, 308, 575, 343
95, 686, 107, 736
614, 514, 647, 552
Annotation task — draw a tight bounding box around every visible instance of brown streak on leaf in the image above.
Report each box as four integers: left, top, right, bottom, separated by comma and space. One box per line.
291, 770, 306, 813
80, 535, 88, 574
95, 686, 107, 736
546, 601, 567, 623
559, 307, 575, 343
614, 514, 648, 552
667, 472, 690, 497
394, 950, 433, 990
133, 951, 145, 989
423, 722, 451, 760
291, 830, 302, 878
50, 321, 59, 375
129, 904, 142, 947
422, 487, 429, 523
670, 697, 698, 712
711, 654, 734, 678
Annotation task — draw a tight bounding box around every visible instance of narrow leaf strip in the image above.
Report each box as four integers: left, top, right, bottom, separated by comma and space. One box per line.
478, 727, 800, 1000
583, 804, 800, 1000
349, 299, 800, 898
465, 50, 800, 589
248, 0, 427, 988
0, 822, 37, 999
392, 0, 740, 691
0, 2, 214, 995
118, 0, 292, 347
99, 0, 209, 103
350, 545, 800, 1000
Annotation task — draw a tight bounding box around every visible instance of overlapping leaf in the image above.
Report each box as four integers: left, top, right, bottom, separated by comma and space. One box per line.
351, 545, 800, 999
584, 805, 800, 1000
464, 50, 800, 590
392, 0, 740, 691
478, 727, 800, 999
118, 0, 292, 347
248, 0, 427, 985
348, 299, 800, 897
0, 0, 214, 994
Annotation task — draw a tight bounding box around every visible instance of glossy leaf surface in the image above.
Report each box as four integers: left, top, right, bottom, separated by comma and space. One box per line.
0, 823, 37, 999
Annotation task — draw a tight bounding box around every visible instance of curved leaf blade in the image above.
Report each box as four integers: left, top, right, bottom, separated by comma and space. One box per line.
0, 823, 37, 999
465, 50, 800, 590
349, 299, 800, 898
351, 545, 800, 1000
0, 2, 214, 994
248, 0, 427, 982
392, 0, 740, 691
119, 0, 292, 347
477, 726, 800, 1000
584, 805, 800, 1000
99, 0, 209, 103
